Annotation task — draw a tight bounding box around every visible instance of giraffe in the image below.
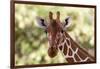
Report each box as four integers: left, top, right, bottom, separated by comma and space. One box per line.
36, 11, 95, 63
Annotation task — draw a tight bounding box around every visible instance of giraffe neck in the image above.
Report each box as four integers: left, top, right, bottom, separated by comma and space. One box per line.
56, 32, 94, 63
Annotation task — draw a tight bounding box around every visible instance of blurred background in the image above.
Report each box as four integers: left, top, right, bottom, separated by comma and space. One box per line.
15, 4, 95, 65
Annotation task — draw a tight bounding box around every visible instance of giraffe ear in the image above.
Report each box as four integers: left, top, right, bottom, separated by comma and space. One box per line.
36, 16, 47, 30
63, 16, 71, 30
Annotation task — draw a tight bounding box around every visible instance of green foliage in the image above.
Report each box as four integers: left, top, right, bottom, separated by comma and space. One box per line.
15, 4, 94, 65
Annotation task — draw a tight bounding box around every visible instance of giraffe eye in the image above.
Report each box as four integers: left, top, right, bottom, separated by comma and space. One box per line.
44, 30, 47, 34
61, 30, 64, 33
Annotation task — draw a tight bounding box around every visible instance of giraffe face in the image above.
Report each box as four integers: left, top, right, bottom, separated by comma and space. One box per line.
47, 19, 61, 44
36, 11, 71, 58
46, 19, 62, 58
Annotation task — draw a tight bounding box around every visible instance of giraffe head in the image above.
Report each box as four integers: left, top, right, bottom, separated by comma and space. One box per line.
36, 11, 71, 58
